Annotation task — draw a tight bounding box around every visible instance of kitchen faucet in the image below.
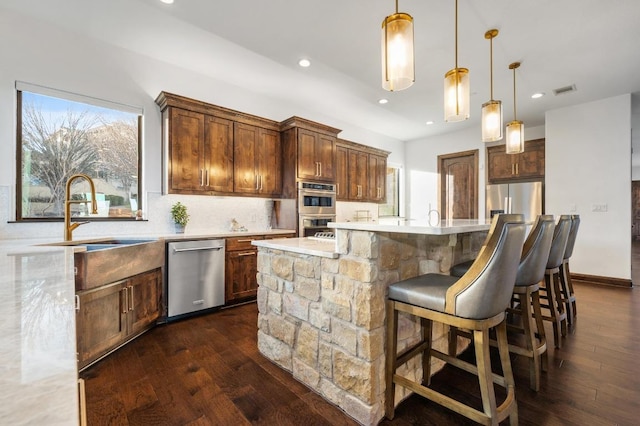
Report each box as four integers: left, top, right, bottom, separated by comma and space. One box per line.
64, 173, 98, 241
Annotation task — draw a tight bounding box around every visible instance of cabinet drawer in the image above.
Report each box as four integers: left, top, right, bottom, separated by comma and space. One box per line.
226, 235, 263, 251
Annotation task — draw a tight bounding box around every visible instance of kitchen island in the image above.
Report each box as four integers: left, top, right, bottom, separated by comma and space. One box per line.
252, 219, 490, 425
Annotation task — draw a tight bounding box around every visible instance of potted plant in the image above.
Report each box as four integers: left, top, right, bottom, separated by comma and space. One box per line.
170, 201, 189, 233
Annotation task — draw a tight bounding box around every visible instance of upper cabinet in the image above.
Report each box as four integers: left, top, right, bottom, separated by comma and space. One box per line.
280, 117, 340, 197
156, 92, 281, 197
336, 139, 390, 203
487, 138, 545, 183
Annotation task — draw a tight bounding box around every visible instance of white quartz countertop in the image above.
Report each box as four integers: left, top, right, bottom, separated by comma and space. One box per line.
0, 243, 79, 425
329, 219, 491, 235
252, 237, 338, 258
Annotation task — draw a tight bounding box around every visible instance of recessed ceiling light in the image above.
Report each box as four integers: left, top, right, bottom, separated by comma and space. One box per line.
426, 121, 434, 125
531, 92, 545, 99
298, 58, 311, 68
160, 0, 174, 4
378, 98, 389, 105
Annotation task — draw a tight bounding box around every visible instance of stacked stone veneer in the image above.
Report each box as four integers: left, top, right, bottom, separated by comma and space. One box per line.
256, 229, 487, 425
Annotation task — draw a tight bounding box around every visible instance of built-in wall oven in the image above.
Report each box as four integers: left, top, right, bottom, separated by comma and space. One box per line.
298, 181, 336, 237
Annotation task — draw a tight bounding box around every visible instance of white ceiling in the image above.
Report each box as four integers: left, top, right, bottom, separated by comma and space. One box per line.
6, 0, 640, 144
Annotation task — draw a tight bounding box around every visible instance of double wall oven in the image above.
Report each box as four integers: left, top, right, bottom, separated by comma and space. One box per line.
298, 181, 336, 237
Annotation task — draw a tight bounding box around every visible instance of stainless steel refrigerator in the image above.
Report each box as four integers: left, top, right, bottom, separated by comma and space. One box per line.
486, 181, 543, 222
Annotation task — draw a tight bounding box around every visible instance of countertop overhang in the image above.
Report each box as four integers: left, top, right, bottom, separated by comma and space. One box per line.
252, 237, 338, 258
329, 219, 492, 235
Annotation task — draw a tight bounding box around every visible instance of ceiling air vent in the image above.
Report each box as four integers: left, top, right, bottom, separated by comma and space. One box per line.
553, 84, 577, 96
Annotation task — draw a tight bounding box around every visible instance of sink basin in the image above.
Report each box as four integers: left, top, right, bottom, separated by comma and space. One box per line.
43, 238, 165, 291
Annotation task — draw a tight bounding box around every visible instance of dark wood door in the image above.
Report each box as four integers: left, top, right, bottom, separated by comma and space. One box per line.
169, 108, 204, 191
369, 153, 386, 202
297, 129, 319, 180
438, 150, 479, 220
335, 145, 348, 200
233, 123, 259, 193
204, 115, 234, 192
316, 134, 336, 181
516, 139, 545, 179
76, 281, 128, 369
256, 128, 282, 196
127, 269, 161, 337
225, 249, 258, 303
348, 149, 368, 200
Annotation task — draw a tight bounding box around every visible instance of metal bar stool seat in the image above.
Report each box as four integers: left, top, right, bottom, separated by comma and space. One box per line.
385, 214, 526, 425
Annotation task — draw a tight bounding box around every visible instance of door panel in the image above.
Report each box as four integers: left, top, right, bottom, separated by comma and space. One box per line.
438, 150, 479, 220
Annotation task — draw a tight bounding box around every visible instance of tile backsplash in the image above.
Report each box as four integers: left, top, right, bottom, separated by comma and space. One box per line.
0, 186, 276, 240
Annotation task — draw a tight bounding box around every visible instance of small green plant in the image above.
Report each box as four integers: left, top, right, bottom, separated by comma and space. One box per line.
170, 202, 189, 227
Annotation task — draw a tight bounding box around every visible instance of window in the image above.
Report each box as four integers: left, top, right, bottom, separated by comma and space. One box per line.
16, 83, 142, 220
379, 164, 401, 217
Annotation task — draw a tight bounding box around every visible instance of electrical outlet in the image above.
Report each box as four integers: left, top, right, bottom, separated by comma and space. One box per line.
591, 204, 608, 212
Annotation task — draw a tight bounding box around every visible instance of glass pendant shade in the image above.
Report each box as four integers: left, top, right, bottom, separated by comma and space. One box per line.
444, 67, 470, 122
381, 12, 414, 91
481, 100, 503, 142
506, 120, 524, 154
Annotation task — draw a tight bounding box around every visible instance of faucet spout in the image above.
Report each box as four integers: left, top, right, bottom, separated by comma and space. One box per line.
64, 174, 98, 241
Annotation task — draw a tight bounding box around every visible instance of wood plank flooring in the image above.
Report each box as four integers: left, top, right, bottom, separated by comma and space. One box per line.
82, 254, 640, 425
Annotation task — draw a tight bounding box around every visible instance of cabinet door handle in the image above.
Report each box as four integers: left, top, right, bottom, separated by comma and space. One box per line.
238, 251, 256, 257
75, 294, 80, 312
129, 286, 134, 312
337, 183, 340, 195
200, 169, 205, 186
236, 239, 253, 243
319, 162, 322, 177
206, 169, 210, 186
120, 288, 128, 314
255, 175, 259, 190
516, 163, 519, 175
259, 175, 263, 190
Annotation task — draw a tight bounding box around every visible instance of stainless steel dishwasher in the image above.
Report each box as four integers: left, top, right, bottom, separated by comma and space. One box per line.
167, 239, 225, 319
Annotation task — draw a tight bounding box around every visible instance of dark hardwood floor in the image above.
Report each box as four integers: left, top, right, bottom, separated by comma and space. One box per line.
82, 248, 640, 425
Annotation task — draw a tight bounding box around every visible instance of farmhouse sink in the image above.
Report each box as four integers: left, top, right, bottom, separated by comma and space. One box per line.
45, 238, 164, 291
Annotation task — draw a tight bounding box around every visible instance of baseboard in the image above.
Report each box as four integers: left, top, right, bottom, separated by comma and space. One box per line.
571, 273, 632, 288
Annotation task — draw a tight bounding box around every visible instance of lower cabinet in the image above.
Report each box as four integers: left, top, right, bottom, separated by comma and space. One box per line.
225, 233, 295, 305
76, 268, 161, 370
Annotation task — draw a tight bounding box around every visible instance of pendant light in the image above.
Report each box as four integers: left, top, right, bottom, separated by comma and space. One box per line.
506, 62, 524, 154
444, 0, 469, 122
481, 29, 502, 142
381, 0, 414, 91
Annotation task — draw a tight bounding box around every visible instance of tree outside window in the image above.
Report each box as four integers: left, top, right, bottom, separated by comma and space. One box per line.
18, 87, 141, 220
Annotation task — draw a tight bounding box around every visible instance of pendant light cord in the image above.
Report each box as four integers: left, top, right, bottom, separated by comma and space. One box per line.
489, 36, 494, 100
513, 67, 517, 119
454, 0, 458, 69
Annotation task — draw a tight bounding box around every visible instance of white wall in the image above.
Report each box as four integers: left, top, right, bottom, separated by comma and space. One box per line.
404, 125, 545, 221
0, 7, 404, 240
546, 94, 632, 280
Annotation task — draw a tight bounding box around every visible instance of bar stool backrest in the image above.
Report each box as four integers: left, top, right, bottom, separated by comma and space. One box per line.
563, 215, 580, 261
546, 215, 572, 270
445, 214, 526, 319
516, 215, 556, 286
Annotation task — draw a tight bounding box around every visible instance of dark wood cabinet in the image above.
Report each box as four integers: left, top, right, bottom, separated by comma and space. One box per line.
280, 117, 340, 196
166, 108, 234, 194
225, 234, 295, 305
76, 268, 161, 370
225, 236, 261, 304
368, 153, 387, 202
156, 92, 281, 197
335, 139, 390, 203
233, 124, 282, 195
487, 139, 545, 183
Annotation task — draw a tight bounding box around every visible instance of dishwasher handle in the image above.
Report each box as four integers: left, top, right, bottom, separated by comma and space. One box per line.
172, 246, 223, 253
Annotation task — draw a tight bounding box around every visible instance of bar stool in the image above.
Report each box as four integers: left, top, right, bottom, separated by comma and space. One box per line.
559, 215, 580, 327
385, 214, 525, 425
539, 215, 571, 349
449, 215, 555, 391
